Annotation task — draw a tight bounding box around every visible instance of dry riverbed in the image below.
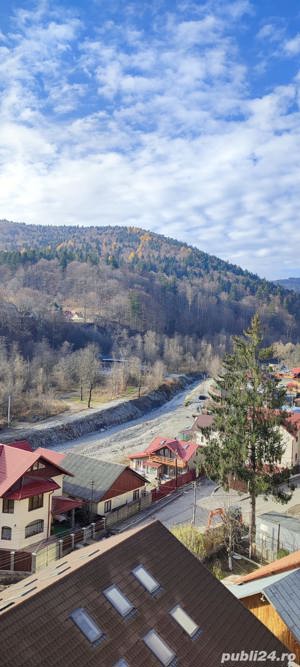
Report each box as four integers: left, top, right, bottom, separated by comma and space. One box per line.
55, 378, 212, 463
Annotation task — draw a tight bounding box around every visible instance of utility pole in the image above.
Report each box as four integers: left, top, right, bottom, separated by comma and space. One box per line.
7, 395, 11, 427
89, 480, 95, 523
191, 481, 197, 525
175, 459, 178, 488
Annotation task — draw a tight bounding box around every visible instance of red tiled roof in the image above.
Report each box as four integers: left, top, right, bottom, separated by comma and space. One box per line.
0, 444, 72, 497
237, 549, 300, 584
6, 440, 33, 451
51, 496, 83, 514
4, 478, 60, 500
129, 437, 199, 463
284, 413, 300, 436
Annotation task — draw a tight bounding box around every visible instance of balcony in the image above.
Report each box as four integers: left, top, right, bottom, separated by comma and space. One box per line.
150, 455, 186, 469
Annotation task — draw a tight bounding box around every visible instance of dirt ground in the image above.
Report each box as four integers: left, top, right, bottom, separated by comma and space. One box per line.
56, 378, 212, 462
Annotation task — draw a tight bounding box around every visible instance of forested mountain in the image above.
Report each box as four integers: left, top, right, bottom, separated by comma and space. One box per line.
275, 278, 300, 293
0, 220, 299, 355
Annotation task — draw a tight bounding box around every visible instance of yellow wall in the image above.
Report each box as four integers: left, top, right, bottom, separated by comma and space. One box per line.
0, 492, 53, 551
242, 594, 300, 663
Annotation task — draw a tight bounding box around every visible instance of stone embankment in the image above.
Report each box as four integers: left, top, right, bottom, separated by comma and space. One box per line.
1, 375, 198, 450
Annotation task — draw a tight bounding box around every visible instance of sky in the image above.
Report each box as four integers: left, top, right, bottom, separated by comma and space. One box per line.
0, 1, 300, 279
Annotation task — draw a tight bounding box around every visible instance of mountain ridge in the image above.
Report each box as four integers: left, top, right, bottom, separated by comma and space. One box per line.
0, 220, 299, 349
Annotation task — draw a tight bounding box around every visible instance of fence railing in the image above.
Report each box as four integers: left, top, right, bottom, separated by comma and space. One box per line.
151, 469, 196, 502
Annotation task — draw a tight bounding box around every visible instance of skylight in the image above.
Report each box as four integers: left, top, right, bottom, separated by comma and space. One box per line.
103, 585, 134, 617
132, 565, 160, 594
113, 660, 129, 667
70, 608, 104, 644
170, 605, 199, 638
143, 630, 176, 666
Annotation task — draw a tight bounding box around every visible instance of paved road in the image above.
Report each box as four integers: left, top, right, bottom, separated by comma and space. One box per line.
116, 476, 300, 534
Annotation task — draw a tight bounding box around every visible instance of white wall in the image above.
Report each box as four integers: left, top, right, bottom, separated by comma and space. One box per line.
280, 426, 300, 468
96, 485, 147, 515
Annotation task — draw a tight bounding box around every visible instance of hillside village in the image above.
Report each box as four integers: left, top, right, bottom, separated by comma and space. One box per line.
1, 360, 300, 663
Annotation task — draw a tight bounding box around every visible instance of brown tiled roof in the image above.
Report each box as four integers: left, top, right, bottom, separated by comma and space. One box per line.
192, 414, 214, 429
0, 521, 291, 667
237, 549, 300, 584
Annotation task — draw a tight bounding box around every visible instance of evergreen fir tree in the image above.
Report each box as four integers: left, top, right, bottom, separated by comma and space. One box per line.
203, 314, 292, 558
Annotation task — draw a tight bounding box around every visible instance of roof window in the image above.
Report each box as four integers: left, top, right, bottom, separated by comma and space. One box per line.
143, 629, 176, 666
103, 585, 134, 618
132, 565, 160, 594
170, 605, 200, 638
113, 660, 129, 667
70, 608, 104, 644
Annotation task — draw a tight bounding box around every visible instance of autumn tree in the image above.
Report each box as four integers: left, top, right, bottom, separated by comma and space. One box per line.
203, 314, 291, 558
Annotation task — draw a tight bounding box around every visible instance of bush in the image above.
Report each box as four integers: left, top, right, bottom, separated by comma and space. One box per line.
171, 524, 206, 559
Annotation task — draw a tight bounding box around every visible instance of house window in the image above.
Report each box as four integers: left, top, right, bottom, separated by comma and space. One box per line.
70, 608, 104, 645
3, 499, 14, 514
103, 585, 134, 618
104, 500, 112, 513
132, 565, 160, 594
143, 630, 176, 666
133, 489, 139, 501
1, 526, 12, 540
170, 604, 200, 638
25, 520, 44, 538
28, 494, 43, 511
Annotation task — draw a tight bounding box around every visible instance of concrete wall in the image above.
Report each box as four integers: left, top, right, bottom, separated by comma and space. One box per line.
280, 426, 299, 468
257, 516, 300, 558
0, 491, 53, 551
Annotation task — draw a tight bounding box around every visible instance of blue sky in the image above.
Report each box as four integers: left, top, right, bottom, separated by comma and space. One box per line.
0, 1, 300, 279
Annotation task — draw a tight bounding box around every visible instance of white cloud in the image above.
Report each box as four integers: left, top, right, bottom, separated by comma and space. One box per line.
284, 33, 300, 56
0, 0, 299, 279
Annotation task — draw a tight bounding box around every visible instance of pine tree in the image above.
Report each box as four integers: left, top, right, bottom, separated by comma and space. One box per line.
203, 314, 292, 558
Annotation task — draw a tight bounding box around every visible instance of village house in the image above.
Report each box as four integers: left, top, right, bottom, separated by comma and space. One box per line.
0, 441, 78, 551
0, 520, 292, 667
129, 436, 200, 481
62, 452, 149, 516
185, 412, 300, 470
226, 550, 300, 662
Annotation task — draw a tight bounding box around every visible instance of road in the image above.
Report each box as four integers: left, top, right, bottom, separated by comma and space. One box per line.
54, 378, 212, 463
116, 476, 300, 534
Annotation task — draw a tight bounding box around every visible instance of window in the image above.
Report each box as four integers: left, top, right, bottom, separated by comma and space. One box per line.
70, 608, 104, 645
28, 494, 43, 511
132, 565, 160, 594
103, 585, 134, 617
1, 526, 12, 540
170, 605, 199, 638
104, 500, 112, 513
133, 489, 139, 501
143, 630, 176, 666
3, 498, 14, 514
25, 520, 44, 538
